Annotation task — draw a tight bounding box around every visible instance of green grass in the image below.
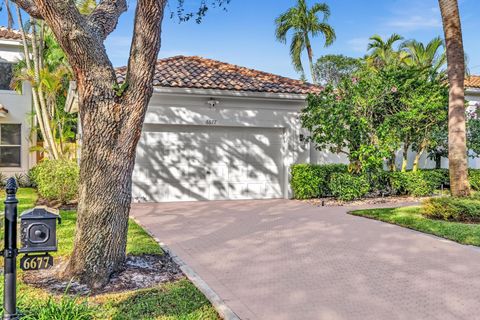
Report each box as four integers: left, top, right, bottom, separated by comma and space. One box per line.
0, 188, 219, 319
351, 205, 480, 246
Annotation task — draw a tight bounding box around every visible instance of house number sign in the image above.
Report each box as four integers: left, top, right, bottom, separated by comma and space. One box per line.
206, 119, 217, 125
20, 253, 53, 271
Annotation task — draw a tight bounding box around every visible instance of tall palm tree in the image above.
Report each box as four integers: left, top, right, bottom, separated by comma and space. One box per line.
275, 0, 335, 83
438, 0, 470, 196
366, 33, 404, 67
401, 37, 446, 77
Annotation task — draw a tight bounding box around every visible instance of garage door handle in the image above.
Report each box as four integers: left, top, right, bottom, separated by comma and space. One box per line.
206, 170, 211, 175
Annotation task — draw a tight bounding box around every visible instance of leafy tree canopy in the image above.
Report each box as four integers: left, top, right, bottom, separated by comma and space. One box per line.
313, 54, 361, 86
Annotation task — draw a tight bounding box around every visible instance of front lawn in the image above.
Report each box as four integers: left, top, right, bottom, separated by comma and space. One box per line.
0, 188, 219, 319
351, 205, 480, 246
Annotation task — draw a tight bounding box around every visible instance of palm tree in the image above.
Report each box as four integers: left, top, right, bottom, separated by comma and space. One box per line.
401, 37, 446, 77
438, 0, 470, 196
366, 33, 404, 67
2, 0, 14, 29
275, 0, 335, 83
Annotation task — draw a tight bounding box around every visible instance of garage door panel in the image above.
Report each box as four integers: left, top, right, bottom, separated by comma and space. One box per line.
133, 125, 284, 202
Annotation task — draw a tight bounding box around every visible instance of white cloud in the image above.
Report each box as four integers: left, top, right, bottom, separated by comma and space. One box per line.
386, 15, 441, 30
384, 1, 442, 31
347, 37, 370, 53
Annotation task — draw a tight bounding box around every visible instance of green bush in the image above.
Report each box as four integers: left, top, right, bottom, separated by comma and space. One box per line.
389, 170, 443, 197
469, 169, 480, 191
30, 159, 79, 203
328, 173, 370, 201
422, 196, 480, 223
290, 164, 347, 199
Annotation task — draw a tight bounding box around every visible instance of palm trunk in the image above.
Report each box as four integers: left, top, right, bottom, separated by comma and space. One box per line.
439, 0, 470, 196
304, 34, 316, 84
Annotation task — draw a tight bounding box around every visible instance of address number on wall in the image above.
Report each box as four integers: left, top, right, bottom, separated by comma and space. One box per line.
205, 120, 218, 125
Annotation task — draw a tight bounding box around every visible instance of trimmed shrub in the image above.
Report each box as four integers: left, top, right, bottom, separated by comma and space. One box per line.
422, 196, 480, 223
328, 173, 370, 201
30, 159, 79, 203
290, 164, 348, 199
469, 169, 480, 191
389, 170, 443, 197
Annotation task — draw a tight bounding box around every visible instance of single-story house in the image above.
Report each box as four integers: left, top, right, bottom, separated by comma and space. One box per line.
2, 26, 480, 201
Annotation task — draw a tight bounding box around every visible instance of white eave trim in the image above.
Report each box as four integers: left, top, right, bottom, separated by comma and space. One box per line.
0, 39, 22, 46
466, 87, 480, 96
153, 87, 308, 101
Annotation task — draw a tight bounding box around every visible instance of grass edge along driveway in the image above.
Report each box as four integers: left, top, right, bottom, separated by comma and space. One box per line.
351, 205, 480, 247
0, 188, 220, 320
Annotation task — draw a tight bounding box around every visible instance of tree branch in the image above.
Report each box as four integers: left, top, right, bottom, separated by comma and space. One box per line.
124, 0, 167, 103
88, 0, 127, 40
11, 0, 42, 19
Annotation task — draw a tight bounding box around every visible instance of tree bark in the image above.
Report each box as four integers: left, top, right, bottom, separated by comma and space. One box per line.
14, 0, 167, 289
438, 0, 470, 196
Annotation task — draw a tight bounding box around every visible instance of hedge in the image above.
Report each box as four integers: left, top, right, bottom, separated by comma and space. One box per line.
291, 164, 473, 200
328, 173, 370, 201
290, 164, 348, 199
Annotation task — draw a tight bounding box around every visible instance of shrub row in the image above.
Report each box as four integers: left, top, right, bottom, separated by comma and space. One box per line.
422, 195, 480, 223
291, 164, 478, 200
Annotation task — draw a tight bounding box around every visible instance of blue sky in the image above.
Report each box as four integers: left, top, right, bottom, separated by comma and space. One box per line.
3, 0, 480, 80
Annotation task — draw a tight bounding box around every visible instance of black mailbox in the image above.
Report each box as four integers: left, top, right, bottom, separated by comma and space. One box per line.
19, 206, 61, 253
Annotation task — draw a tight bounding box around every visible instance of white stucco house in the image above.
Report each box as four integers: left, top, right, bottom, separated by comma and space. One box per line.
4, 25, 480, 202
0, 27, 35, 176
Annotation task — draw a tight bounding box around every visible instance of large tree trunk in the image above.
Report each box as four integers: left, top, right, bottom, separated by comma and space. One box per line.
13, 0, 167, 289
438, 0, 470, 196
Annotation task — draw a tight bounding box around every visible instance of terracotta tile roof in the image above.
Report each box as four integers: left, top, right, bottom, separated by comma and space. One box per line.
0, 27, 22, 41
115, 56, 321, 95
466, 76, 480, 89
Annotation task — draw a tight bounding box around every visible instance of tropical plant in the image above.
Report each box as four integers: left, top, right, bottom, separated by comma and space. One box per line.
366, 33, 405, 67
275, 0, 335, 83
11, 12, 77, 159
1, 0, 14, 28
438, 0, 470, 196
401, 36, 446, 79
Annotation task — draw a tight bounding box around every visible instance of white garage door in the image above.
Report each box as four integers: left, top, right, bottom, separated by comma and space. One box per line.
133, 124, 285, 202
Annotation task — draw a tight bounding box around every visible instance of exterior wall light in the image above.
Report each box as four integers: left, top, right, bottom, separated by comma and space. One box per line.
207, 98, 219, 109
0, 103, 9, 118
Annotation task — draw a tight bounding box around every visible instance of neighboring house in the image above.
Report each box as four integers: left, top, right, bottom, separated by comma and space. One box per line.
0, 27, 35, 176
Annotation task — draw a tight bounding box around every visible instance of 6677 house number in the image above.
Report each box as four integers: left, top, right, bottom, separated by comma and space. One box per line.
205, 119, 217, 125
20, 254, 53, 271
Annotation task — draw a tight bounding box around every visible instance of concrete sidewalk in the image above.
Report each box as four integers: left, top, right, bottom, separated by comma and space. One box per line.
131, 200, 480, 320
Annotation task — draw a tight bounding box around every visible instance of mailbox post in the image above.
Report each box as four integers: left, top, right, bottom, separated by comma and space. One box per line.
3, 177, 19, 319
1, 178, 61, 319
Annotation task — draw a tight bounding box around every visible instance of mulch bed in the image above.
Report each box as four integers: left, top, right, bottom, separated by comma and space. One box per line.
306, 195, 430, 207
22, 253, 184, 295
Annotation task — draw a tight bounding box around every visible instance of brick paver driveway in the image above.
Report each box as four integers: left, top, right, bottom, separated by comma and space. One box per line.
131, 200, 480, 320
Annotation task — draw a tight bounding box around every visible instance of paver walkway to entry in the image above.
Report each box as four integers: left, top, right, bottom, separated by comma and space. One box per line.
131, 200, 480, 320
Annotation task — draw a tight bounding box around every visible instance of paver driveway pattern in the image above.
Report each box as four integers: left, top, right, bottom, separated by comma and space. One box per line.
131, 200, 480, 320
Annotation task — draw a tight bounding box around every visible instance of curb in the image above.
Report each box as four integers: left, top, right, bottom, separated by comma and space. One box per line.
131, 217, 241, 320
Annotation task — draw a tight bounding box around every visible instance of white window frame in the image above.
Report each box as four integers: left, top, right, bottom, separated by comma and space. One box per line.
0, 124, 22, 168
